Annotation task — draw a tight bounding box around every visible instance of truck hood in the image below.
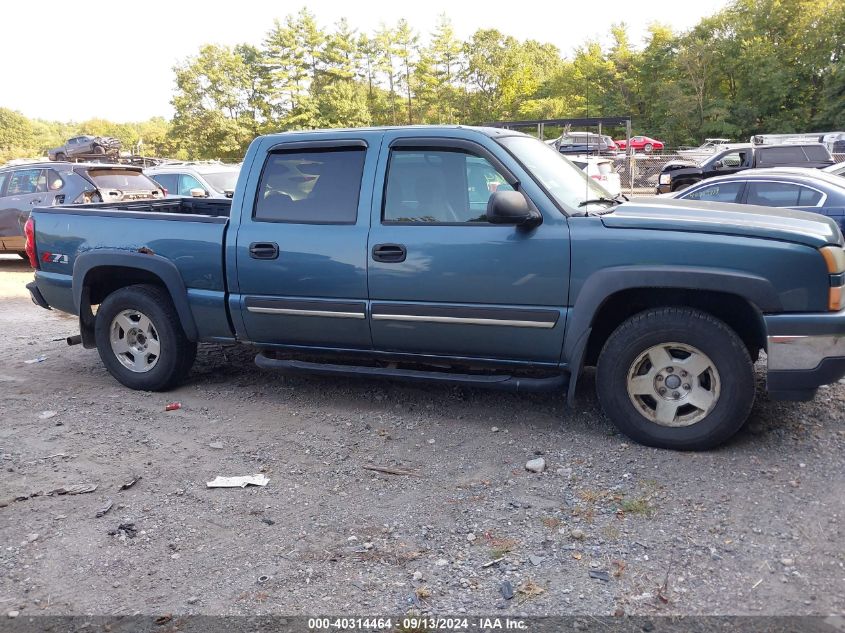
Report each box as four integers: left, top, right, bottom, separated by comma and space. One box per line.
601, 198, 843, 249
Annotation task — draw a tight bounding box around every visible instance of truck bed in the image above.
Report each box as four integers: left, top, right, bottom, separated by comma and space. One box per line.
30, 199, 232, 340
43, 197, 232, 217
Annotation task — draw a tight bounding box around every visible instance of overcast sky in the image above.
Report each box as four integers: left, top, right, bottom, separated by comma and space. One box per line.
1, 0, 728, 122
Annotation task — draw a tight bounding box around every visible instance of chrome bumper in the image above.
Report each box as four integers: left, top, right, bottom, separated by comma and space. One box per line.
767, 334, 845, 371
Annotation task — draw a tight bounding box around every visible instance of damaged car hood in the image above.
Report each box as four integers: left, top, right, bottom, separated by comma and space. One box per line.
601, 198, 843, 249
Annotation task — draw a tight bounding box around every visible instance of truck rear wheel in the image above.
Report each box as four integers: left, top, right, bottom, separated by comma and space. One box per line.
94, 284, 196, 391
596, 307, 754, 450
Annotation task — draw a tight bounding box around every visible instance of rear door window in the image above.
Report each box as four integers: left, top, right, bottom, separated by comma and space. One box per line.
254, 147, 365, 224
745, 182, 802, 207
682, 181, 744, 203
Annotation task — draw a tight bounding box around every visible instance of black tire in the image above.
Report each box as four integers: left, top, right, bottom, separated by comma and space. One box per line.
93, 144, 106, 155
94, 284, 196, 391
55, 153, 66, 162
596, 307, 754, 451
644, 143, 653, 153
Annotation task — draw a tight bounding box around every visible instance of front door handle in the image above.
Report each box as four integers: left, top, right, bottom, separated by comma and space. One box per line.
372, 243, 407, 263
249, 242, 279, 260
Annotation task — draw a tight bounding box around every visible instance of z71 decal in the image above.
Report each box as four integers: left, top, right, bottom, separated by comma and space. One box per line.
41, 252, 69, 264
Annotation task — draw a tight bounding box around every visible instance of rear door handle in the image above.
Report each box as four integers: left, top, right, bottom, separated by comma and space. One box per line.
372, 243, 407, 263
249, 242, 279, 260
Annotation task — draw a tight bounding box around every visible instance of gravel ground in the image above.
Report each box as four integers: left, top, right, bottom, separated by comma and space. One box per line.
1, 254, 844, 619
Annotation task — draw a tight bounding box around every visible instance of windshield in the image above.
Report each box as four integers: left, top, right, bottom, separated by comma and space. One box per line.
84, 169, 159, 190
202, 170, 240, 193
498, 135, 614, 211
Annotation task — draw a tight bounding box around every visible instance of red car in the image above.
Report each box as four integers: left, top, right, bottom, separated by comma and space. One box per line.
615, 135, 664, 153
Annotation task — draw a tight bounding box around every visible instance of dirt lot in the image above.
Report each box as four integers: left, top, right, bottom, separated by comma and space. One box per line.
1, 254, 844, 619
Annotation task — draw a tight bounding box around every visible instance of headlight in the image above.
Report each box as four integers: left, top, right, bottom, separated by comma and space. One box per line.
659, 173, 672, 185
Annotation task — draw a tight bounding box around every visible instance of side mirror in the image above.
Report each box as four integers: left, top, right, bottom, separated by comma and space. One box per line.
713, 160, 724, 169
486, 191, 540, 227
190, 187, 208, 198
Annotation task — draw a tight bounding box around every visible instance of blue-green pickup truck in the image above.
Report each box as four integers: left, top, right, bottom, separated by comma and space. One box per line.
24, 126, 845, 450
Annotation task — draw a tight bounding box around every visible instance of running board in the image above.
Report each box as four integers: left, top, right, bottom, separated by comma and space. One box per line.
254, 352, 567, 393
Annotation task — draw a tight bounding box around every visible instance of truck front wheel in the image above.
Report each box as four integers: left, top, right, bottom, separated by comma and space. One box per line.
596, 307, 754, 450
94, 284, 196, 391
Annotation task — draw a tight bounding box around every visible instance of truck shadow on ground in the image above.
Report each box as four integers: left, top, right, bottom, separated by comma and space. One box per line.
184, 342, 819, 451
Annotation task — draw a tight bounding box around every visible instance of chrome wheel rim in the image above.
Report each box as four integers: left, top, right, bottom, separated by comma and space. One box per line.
109, 309, 161, 373
626, 342, 720, 427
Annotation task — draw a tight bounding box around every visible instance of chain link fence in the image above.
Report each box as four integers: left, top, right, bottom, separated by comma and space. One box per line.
613, 151, 845, 197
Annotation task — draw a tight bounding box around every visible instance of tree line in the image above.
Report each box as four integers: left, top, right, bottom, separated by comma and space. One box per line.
2, 0, 843, 163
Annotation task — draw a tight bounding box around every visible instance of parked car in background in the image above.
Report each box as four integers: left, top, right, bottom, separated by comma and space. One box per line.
615, 135, 664, 153
553, 132, 614, 156
146, 163, 241, 199
601, 135, 619, 152
824, 162, 845, 178
0, 162, 163, 256
48, 136, 122, 162
657, 143, 835, 193
671, 168, 845, 233
569, 156, 621, 196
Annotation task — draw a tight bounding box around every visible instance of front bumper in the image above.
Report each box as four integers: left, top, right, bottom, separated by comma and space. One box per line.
766, 308, 845, 400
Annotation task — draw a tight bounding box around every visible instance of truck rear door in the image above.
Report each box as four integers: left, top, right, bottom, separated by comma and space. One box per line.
232, 135, 380, 350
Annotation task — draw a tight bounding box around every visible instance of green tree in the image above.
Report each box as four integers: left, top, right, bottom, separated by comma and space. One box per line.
171, 44, 267, 159
0, 108, 34, 161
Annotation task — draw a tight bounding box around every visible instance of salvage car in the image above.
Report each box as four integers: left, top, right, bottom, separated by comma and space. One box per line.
48, 135, 121, 162
23, 126, 845, 451
657, 143, 835, 193
146, 163, 241, 199
0, 163, 163, 256
552, 132, 614, 156
615, 135, 664, 153
672, 168, 845, 232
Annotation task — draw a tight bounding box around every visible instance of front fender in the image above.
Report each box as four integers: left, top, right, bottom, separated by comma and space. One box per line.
563, 265, 780, 401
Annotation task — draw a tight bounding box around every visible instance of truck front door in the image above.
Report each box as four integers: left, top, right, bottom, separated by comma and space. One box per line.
366, 133, 570, 364
233, 136, 379, 350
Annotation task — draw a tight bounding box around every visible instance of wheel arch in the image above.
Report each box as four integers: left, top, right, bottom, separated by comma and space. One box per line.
563, 266, 777, 403
73, 250, 198, 348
